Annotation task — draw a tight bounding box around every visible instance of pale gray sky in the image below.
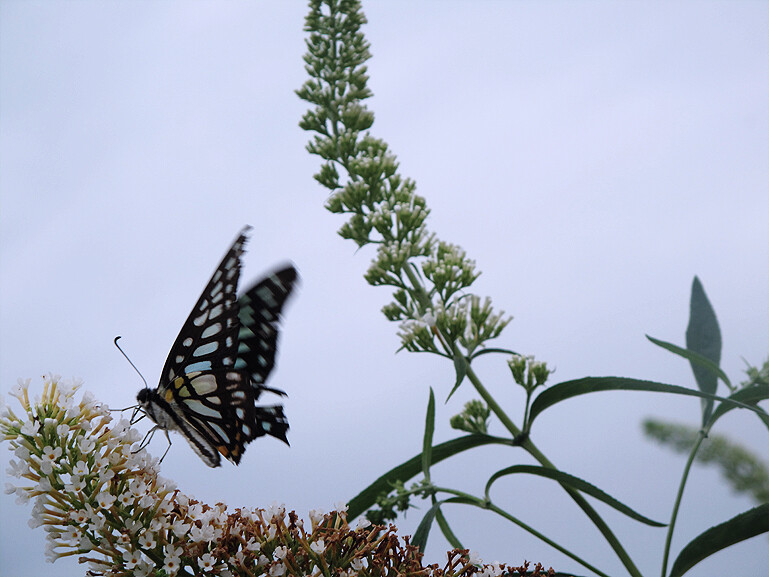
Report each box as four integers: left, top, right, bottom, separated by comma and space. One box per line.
1, 2, 767, 576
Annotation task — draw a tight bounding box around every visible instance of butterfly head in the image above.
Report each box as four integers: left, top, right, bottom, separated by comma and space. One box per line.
133, 387, 152, 424
136, 387, 150, 405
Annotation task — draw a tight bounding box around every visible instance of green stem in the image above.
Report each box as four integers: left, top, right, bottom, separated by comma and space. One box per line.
466, 366, 643, 577
402, 262, 641, 576
522, 388, 533, 433
430, 485, 610, 577
487, 502, 612, 577
465, 366, 522, 438
660, 430, 707, 577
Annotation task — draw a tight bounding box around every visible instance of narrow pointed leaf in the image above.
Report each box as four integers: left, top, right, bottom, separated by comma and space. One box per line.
668, 504, 769, 577
435, 507, 464, 549
422, 388, 436, 479
646, 335, 731, 389
347, 434, 512, 519
686, 277, 722, 424
446, 348, 468, 402
412, 497, 476, 552
469, 347, 519, 360
528, 377, 764, 427
707, 383, 769, 434
484, 465, 665, 527
411, 503, 439, 552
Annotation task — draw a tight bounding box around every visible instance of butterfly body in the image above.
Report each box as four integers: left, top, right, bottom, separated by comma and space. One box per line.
135, 227, 297, 467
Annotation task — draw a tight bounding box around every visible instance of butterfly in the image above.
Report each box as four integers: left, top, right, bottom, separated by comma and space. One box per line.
135, 226, 298, 467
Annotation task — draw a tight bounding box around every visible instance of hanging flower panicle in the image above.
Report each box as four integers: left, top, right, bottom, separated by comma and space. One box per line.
298, 1, 511, 365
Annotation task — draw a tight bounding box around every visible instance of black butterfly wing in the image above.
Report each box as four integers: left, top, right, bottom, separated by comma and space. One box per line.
165, 369, 258, 466
149, 228, 296, 465
236, 265, 299, 398
235, 266, 297, 445
158, 227, 250, 388
151, 228, 255, 466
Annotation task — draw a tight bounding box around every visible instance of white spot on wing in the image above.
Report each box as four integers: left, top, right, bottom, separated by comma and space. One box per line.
189, 374, 218, 395
194, 342, 218, 357
201, 323, 222, 339
184, 399, 222, 420
209, 304, 223, 319
209, 422, 230, 443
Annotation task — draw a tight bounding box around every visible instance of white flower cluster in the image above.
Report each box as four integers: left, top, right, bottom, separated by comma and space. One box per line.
3, 377, 539, 577
2, 376, 179, 574
0, 378, 392, 577
397, 294, 511, 358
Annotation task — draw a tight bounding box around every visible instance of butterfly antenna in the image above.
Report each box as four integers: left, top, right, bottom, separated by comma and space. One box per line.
114, 336, 148, 390
114, 336, 149, 421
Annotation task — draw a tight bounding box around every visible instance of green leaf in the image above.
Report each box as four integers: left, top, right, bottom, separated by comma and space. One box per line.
528, 377, 765, 427
411, 502, 439, 552
435, 507, 464, 549
446, 348, 468, 402
469, 347, 519, 360
707, 383, 769, 434
346, 434, 511, 519
686, 277, 722, 424
646, 335, 731, 390
412, 497, 476, 552
484, 465, 665, 527
668, 504, 769, 577
422, 388, 436, 480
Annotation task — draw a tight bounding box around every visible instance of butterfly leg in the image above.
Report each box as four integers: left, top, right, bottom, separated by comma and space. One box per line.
134, 425, 158, 454
110, 404, 138, 413
158, 429, 173, 464
132, 424, 173, 465
130, 406, 144, 424
129, 407, 147, 427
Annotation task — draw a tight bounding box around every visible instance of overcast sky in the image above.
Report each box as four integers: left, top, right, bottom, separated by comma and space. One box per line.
1, 2, 767, 576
